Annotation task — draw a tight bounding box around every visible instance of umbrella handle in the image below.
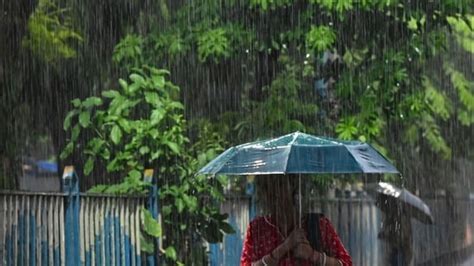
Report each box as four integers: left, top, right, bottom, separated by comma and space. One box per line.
299, 174, 302, 228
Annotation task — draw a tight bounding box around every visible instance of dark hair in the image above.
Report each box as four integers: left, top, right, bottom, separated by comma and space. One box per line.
254, 174, 311, 213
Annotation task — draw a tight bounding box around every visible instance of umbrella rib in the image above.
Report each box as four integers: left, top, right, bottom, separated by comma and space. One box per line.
283, 133, 299, 173
345, 144, 398, 174
365, 144, 399, 173
327, 144, 365, 174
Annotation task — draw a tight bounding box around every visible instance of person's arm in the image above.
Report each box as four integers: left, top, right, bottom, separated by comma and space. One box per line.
320, 217, 352, 266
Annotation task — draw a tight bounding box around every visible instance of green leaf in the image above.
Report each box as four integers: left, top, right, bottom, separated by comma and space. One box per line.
101, 148, 111, 160
71, 125, 80, 142
106, 158, 120, 172
102, 90, 120, 98
448, 16, 474, 54
113, 34, 143, 66
139, 146, 150, 155
87, 185, 108, 193
216, 175, 228, 186
145, 92, 160, 105
197, 153, 207, 166
183, 194, 198, 212
151, 109, 165, 124
408, 17, 418, 30
175, 198, 185, 213
151, 74, 165, 88
164, 246, 177, 261
162, 205, 172, 216
148, 67, 170, 76
169, 101, 184, 110
421, 114, 452, 159
423, 77, 452, 120
142, 208, 162, 237
458, 109, 474, 126
84, 157, 94, 175
117, 119, 131, 133
110, 125, 122, 145
63, 110, 78, 130
79, 111, 91, 128
130, 73, 145, 85
446, 65, 474, 110
197, 28, 230, 62
164, 141, 180, 154
88, 137, 105, 153
335, 0, 353, 13
60, 142, 74, 160
128, 169, 141, 180
149, 129, 159, 138
128, 82, 141, 94
119, 79, 128, 92
82, 97, 103, 108
306, 26, 336, 52
335, 117, 359, 140
140, 234, 155, 253
71, 98, 81, 107
151, 150, 163, 160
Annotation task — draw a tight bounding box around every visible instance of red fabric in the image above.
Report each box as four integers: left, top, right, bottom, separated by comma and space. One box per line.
240, 215, 352, 266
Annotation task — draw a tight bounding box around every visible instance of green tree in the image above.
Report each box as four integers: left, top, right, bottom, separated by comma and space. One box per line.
114, 0, 473, 192
61, 65, 234, 264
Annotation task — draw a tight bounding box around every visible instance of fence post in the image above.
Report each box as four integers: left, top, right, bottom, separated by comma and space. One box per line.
144, 169, 160, 264
62, 166, 80, 266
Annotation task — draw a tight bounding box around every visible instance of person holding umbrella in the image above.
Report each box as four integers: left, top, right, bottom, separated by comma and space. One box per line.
367, 182, 434, 266
198, 132, 400, 266
240, 175, 351, 266
377, 198, 413, 266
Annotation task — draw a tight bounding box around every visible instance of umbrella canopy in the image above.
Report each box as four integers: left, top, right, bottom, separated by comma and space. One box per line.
366, 182, 434, 224
198, 131, 399, 176
198, 132, 400, 227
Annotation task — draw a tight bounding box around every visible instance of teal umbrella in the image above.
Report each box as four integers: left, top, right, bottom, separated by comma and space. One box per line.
198, 132, 399, 175
198, 132, 399, 226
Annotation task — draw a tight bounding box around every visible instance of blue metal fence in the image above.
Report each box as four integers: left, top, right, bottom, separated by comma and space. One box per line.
0, 192, 149, 266
0, 166, 155, 266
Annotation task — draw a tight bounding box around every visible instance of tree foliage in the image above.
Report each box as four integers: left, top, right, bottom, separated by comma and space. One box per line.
127, 0, 473, 175
22, 0, 82, 63
61, 65, 234, 263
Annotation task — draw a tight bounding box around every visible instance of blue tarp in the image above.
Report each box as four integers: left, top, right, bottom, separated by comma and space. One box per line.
36, 160, 58, 173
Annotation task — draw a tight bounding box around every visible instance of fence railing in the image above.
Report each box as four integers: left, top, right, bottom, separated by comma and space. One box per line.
0, 192, 148, 266
0, 166, 158, 266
